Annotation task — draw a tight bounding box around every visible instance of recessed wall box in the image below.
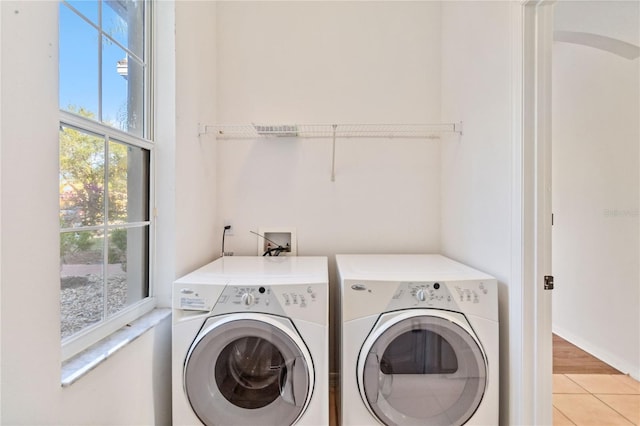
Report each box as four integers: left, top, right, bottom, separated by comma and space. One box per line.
256, 227, 297, 256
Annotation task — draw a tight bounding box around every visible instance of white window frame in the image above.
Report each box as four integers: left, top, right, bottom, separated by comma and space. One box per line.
59, 0, 155, 361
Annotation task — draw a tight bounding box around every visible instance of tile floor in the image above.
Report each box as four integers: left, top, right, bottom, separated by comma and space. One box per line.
554, 374, 640, 425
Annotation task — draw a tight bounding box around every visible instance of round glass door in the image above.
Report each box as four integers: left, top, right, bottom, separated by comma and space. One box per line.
359, 312, 487, 426
215, 336, 284, 409
185, 316, 312, 426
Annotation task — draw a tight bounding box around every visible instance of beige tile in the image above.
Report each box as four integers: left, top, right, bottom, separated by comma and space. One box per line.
613, 375, 640, 393
554, 406, 576, 425
554, 374, 589, 394
597, 394, 640, 425
566, 374, 640, 395
554, 394, 634, 425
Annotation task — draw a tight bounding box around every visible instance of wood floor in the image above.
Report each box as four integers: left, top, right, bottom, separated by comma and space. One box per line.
553, 333, 621, 374
329, 387, 337, 426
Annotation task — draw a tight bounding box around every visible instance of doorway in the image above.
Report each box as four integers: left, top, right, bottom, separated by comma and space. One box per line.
549, 1, 640, 424
550, 0, 639, 380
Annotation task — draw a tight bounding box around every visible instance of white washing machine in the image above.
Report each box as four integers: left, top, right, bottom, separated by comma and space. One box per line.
337, 254, 499, 426
172, 256, 328, 426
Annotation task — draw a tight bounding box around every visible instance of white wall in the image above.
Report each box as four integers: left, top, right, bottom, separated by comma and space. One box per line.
214, 1, 443, 373
1, 2, 66, 423
0, 1, 3, 418
174, 2, 218, 278
155, 2, 219, 307
552, 1, 640, 378
0, 1, 206, 424
440, 2, 515, 423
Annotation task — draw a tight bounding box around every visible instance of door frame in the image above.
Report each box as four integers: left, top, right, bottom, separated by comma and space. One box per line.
511, 0, 554, 424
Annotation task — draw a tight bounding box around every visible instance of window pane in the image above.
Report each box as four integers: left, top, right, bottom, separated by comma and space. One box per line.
64, 0, 99, 25
103, 0, 145, 60
59, 3, 99, 117
107, 226, 149, 317
102, 39, 144, 137
108, 140, 149, 224
59, 126, 105, 228
60, 229, 105, 339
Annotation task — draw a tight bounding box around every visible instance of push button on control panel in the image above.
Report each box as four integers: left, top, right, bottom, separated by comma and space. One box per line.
281, 291, 314, 309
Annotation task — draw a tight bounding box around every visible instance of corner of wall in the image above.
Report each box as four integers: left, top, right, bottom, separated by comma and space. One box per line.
154, 0, 177, 307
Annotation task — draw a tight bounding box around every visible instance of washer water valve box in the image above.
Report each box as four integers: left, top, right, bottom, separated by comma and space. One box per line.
257, 227, 297, 256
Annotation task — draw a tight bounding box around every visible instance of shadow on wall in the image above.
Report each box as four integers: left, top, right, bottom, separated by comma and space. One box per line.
152, 316, 173, 425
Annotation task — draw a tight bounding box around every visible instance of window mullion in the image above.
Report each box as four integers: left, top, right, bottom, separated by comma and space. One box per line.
60, 221, 151, 234
60, 111, 154, 150
101, 31, 145, 66
103, 135, 110, 321
145, 1, 153, 140
97, 0, 103, 123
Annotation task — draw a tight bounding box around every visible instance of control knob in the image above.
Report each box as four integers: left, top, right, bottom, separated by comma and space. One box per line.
241, 292, 255, 306
416, 289, 427, 302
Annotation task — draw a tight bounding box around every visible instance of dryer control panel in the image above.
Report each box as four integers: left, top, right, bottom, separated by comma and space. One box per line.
387, 281, 456, 311
385, 279, 498, 319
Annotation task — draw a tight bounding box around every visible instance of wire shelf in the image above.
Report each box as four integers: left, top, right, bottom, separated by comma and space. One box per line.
201, 122, 463, 139
200, 121, 463, 182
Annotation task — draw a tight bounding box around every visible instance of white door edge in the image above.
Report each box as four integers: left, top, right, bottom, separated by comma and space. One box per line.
511, 1, 554, 425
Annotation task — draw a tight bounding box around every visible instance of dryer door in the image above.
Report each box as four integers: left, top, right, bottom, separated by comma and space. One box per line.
358, 310, 487, 426
184, 314, 313, 426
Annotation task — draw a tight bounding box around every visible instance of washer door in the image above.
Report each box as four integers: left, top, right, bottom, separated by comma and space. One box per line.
357, 310, 487, 426
184, 314, 313, 426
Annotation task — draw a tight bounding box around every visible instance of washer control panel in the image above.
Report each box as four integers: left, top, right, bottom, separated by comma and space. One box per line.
217, 285, 273, 309
206, 283, 326, 322
452, 281, 490, 303
174, 280, 327, 325
281, 285, 319, 308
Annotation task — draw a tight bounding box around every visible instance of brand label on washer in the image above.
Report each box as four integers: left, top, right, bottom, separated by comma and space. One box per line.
180, 297, 206, 310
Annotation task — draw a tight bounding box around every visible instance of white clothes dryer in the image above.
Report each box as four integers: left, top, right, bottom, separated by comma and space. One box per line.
337, 254, 499, 426
172, 256, 328, 426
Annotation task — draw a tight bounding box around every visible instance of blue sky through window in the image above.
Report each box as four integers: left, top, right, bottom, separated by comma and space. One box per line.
59, 1, 131, 128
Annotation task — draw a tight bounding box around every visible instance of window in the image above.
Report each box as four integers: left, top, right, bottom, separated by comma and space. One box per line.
59, 0, 153, 359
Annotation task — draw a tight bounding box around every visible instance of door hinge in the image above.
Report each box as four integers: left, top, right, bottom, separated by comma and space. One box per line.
544, 275, 554, 290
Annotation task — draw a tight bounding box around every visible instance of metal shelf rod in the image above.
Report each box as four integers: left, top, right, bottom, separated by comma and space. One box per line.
199, 122, 463, 139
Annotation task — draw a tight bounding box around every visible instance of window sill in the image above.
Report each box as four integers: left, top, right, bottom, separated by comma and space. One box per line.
61, 308, 171, 387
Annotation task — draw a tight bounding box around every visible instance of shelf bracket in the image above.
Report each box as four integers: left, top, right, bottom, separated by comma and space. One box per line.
331, 124, 337, 182
454, 121, 464, 136
198, 123, 210, 137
